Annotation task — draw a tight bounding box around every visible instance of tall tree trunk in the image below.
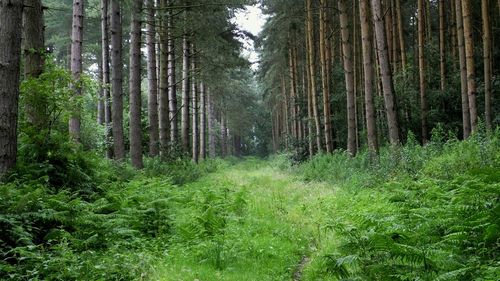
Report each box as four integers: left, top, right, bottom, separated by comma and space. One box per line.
418, 0, 428, 142
199, 82, 206, 160
482, 0, 492, 130
359, 0, 379, 153
0, 0, 23, 176
208, 90, 216, 158
455, 0, 471, 138
129, 0, 143, 169
23, 0, 46, 129
305, 50, 314, 157
110, 0, 125, 160
191, 47, 199, 163
306, 0, 322, 152
181, 34, 190, 153
146, 0, 159, 156
102, 0, 113, 159
167, 0, 178, 144
319, 0, 333, 153
288, 46, 297, 140
371, 0, 400, 145
461, 0, 478, 132
339, 0, 357, 155
439, 0, 446, 93
97, 59, 105, 125
221, 113, 227, 158
395, 0, 406, 70
159, 0, 169, 153
69, 0, 84, 142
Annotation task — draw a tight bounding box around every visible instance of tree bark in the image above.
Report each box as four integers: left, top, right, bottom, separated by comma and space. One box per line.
359, 0, 378, 153
159, 0, 169, 153
482, 0, 492, 130
339, 0, 357, 155
418, 0, 428, 142
0, 0, 23, 175
129, 0, 143, 169
199, 82, 206, 160
69, 0, 84, 142
207, 89, 216, 158
371, 0, 400, 145
146, 0, 159, 156
455, 0, 471, 138
395, 0, 406, 70
221, 113, 227, 158
319, 0, 333, 153
461, 0, 478, 132
101, 0, 113, 159
110, 0, 125, 160
439, 0, 446, 93
306, 0, 323, 152
191, 47, 199, 163
167, 0, 178, 144
181, 34, 190, 153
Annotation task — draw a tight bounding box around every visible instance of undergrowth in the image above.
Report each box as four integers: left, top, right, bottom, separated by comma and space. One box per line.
288, 129, 500, 280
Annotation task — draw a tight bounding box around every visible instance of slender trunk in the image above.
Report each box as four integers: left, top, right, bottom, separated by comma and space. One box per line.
146, 0, 159, 156
191, 47, 199, 163
306, 0, 322, 152
455, 0, 471, 138
199, 82, 206, 160
102, 0, 113, 159
418, 0, 428, 142
288, 46, 297, 140
167, 0, 178, 144
69, 0, 84, 142
359, 0, 379, 153
319, 0, 333, 153
129, 0, 143, 169
207, 89, 216, 158
439, 0, 445, 92
305, 50, 314, 157
181, 34, 190, 152
339, 0, 357, 155
0, 0, 23, 175
97, 59, 105, 125
371, 0, 400, 145
110, 0, 125, 160
221, 113, 227, 158
482, 0, 492, 129
395, 0, 406, 70
159, 0, 169, 153
461, 0, 478, 132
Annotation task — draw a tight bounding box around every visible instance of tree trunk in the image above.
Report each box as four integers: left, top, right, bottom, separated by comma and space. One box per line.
69, 0, 84, 142
455, 0, 471, 138
146, 0, 159, 156
339, 0, 357, 156
305, 49, 314, 157
199, 82, 206, 160
306, 0, 323, 152
395, 0, 406, 70
159, 0, 169, 153
0, 0, 23, 176
371, 0, 400, 145
167, 0, 178, 144
319, 0, 333, 153
110, 0, 125, 160
23, 0, 46, 129
129, 0, 143, 169
102, 0, 113, 159
482, 0, 492, 130
207, 89, 216, 158
418, 0, 428, 142
191, 47, 199, 163
221, 113, 227, 158
359, 0, 379, 153
181, 34, 190, 153
439, 0, 446, 93
461, 0, 478, 132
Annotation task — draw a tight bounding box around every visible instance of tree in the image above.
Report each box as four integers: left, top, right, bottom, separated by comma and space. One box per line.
192, 47, 199, 162
371, 0, 400, 145
146, 0, 159, 156
461, 0, 478, 132
482, 0, 492, 129
69, 0, 84, 141
129, 0, 143, 169
181, 34, 191, 152
0, 0, 23, 175
439, 0, 446, 93
359, 0, 378, 153
455, 0, 471, 138
110, 0, 125, 160
339, 0, 357, 155
199, 82, 206, 160
167, 0, 178, 144
159, 0, 169, 152
101, 0, 113, 159
418, 0, 428, 142
319, 0, 333, 153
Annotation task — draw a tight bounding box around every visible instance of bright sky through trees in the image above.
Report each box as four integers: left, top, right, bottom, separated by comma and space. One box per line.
233, 5, 266, 69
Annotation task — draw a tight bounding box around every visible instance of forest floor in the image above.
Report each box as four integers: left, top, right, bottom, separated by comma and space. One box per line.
152, 158, 336, 281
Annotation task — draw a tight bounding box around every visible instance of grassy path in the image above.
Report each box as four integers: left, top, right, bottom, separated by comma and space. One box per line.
152, 158, 336, 281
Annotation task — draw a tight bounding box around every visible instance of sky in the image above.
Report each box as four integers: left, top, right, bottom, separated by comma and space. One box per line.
232, 5, 267, 70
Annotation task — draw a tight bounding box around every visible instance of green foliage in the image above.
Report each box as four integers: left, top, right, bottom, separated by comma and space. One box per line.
294, 130, 500, 280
